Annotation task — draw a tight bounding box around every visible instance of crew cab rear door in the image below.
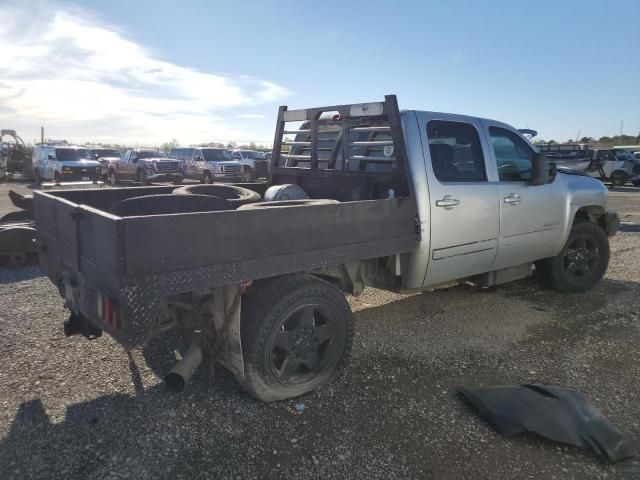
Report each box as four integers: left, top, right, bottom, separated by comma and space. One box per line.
418, 113, 500, 285
481, 121, 565, 268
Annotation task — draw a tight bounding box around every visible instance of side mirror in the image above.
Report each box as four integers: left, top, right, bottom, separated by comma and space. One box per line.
47, 154, 55, 160
531, 152, 549, 186
131, 157, 138, 163
548, 162, 557, 182
195, 156, 203, 161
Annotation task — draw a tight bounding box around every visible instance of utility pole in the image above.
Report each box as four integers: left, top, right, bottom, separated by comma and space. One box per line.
40, 126, 44, 144
619, 120, 623, 138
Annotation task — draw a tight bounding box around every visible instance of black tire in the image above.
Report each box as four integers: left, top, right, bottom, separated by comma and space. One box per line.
536, 221, 610, 293
238, 199, 339, 210
54, 171, 61, 184
34, 169, 42, 185
610, 171, 627, 187
0, 210, 33, 223
137, 169, 148, 186
203, 172, 213, 184
241, 274, 354, 402
109, 170, 118, 186
173, 184, 261, 207
245, 167, 255, 182
109, 194, 233, 217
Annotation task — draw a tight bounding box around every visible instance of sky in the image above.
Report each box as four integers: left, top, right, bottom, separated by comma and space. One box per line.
0, 0, 638, 146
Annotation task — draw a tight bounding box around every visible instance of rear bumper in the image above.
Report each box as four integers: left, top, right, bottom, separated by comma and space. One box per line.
605, 212, 620, 237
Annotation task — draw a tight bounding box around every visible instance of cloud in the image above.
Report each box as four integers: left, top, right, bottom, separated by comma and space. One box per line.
233, 114, 267, 120
0, 1, 289, 145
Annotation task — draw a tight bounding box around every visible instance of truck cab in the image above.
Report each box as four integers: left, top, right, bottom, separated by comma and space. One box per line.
400, 112, 611, 288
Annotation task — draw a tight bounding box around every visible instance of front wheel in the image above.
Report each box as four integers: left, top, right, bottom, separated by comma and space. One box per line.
137, 169, 148, 186
240, 274, 354, 402
109, 170, 118, 186
536, 221, 610, 293
203, 171, 213, 184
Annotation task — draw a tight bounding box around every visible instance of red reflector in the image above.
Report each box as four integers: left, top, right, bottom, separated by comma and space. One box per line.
99, 295, 121, 331
103, 297, 111, 324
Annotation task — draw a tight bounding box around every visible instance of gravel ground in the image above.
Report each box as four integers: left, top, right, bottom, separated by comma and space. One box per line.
1, 182, 639, 479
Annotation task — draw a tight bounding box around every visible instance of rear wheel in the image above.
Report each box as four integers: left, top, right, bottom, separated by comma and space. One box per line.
54, 171, 61, 184
203, 171, 213, 184
610, 170, 627, 187
34, 169, 41, 185
240, 274, 354, 402
109, 170, 118, 186
536, 221, 609, 293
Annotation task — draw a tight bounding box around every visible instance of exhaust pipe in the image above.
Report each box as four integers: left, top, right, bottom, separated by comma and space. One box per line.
165, 338, 203, 392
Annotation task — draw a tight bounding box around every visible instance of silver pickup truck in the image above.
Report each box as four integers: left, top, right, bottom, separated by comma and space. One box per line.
34, 95, 618, 402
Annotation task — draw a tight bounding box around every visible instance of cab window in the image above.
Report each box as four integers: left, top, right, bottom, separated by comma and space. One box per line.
489, 126, 534, 182
426, 120, 486, 182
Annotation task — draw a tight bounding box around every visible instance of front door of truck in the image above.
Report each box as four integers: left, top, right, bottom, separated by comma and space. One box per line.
419, 115, 500, 285
118, 152, 135, 180
189, 149, 201, 180
483, 123, 566, 268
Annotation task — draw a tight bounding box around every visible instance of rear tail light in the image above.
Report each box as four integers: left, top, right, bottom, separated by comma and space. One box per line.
97, 293, 121, 331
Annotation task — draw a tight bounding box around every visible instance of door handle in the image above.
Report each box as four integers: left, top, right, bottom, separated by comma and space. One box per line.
504, 193, 521, 205
435, 195, 460, 210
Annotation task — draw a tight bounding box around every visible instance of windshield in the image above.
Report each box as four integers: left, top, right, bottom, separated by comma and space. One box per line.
202, 149, 232, 161
138, 150, 167, 159
239, 150, 263, 159
612, 149, 635, 161
56, 148, 90, 161
90, 149, 120, 158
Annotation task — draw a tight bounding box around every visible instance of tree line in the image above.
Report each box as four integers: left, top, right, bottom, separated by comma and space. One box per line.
534, 134, 640, 146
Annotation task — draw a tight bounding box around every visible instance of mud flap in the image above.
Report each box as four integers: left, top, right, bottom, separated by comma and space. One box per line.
212, 285, 245, 380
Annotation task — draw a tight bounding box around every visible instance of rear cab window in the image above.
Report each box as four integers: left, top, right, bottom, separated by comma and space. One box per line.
426, 120, 487, 182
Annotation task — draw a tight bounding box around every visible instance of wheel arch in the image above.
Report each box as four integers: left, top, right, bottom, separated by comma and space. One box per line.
574, 205, 607, 232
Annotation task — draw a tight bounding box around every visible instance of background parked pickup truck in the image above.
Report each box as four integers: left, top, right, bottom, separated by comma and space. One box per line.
107, 149, 184, 185
169, 147, 244, 183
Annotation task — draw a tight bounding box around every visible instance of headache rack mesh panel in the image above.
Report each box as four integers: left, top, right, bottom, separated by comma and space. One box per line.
271, 95, 408, 176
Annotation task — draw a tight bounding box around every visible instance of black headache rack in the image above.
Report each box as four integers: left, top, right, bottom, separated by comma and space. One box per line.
270, 94, 411, 201
34, 96, 419, 348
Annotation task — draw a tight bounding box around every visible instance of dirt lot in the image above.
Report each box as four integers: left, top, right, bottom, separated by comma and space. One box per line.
1, 182, 639, 479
